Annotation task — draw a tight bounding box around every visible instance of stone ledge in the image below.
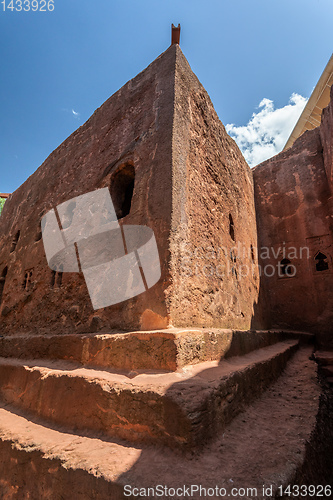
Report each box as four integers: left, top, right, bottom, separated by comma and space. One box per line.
0, 340, 298, 449
0, 329, 303, 371
0, 346, 320, 499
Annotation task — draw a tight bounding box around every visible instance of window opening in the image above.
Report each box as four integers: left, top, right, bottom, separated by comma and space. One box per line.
110, 164, 135, 220
280, 258, 292, 276
229, 214, 235, 241
315, 252, 329, 272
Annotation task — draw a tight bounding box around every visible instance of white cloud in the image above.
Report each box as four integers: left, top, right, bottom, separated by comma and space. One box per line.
226, 93, 308, 167
61, 108, 81, 119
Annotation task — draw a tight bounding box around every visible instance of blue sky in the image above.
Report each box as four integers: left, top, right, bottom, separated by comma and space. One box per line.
1, 0, 332, 193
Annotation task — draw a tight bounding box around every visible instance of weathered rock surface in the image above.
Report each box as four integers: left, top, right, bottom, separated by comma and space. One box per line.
0, 40, 332, 500
169, 47, 262, 330
0, 328, 299, 370
253, 87, 333, 347
0, 340, 298, 449
0, 45, 261, 336
0, 346, 324, 499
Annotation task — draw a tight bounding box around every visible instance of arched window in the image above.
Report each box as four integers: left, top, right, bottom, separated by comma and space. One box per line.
50, 265, 63, 288
229, 214, 235, 241
280, 258, 292, 276
250, 244, 255, 262
35, 229, 42, 242
315, 252, 329, 272
110, 164, 135, 220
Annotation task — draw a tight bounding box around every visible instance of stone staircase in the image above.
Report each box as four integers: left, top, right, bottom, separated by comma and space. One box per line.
0, 329, 325, 499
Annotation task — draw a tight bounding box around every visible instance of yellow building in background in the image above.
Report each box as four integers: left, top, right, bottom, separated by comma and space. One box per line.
284, 53, 333, 150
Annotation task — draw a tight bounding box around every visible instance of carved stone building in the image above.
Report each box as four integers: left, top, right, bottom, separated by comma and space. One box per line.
0, 35, 332, 498
0, 43, 263, 336
254, 84, 333, 348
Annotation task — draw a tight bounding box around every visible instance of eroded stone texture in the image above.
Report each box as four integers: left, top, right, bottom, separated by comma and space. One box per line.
0, 47, 176, 334
253, 87, 333, 347
168, 47, 261, 330
0, 45, 263, 335
0, 341, 298, 449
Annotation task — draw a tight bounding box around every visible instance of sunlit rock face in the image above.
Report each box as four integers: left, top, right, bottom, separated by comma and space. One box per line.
253, 86, 333, 348
0, 45, 261, 335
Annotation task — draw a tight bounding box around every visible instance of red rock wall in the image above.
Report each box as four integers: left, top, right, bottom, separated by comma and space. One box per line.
0, 45, 264, 336
168, 47, 263, 330
253, 88, 333, 347
0, 47, 177, 335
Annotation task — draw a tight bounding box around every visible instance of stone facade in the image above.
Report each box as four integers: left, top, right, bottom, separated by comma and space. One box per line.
253, 87, 333, 347
0, 45, 262, 336
0, 42, 332, 498
0, 44, 332, 347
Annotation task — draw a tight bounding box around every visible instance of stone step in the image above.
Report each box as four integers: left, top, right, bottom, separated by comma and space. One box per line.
0, 340, 298, 450
314, 350, 333, 366
0, 346, 321, 499
269, 329, 315, 344
322, 365, 333, 377
0, 329, 299, 371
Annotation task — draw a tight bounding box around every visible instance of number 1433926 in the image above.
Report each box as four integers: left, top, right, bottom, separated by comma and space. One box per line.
1, 0, 54, 11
